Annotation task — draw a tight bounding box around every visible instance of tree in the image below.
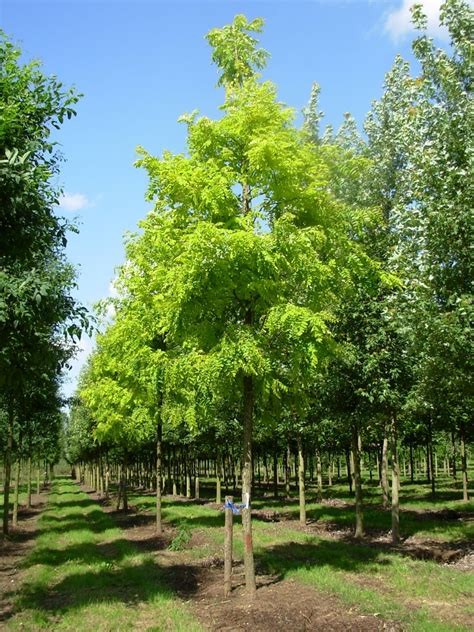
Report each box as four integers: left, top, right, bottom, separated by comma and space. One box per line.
131, 14, 379, 594
0, 31, 88, 534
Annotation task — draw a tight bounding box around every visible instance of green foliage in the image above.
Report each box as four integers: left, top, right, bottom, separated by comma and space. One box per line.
168, 524, 192, 551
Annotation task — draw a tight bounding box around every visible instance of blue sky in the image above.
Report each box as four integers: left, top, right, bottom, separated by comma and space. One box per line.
1, 0, 451, 397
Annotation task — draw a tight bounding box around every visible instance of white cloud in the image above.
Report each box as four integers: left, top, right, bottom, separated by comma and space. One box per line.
58, 192, 90, 212
384, 0, 447, 40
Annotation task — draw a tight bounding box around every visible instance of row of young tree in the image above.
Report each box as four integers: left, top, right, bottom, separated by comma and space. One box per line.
67, 0, 472, 595
0, 32, 89, 535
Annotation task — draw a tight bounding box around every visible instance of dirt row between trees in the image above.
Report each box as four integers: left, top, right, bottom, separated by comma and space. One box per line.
84, 486, 401, 631
0, 489, 48, 623
3, 481, 473, 631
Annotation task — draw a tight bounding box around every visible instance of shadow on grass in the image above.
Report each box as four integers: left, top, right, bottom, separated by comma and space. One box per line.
21, 536, 165, 569
257, 537, 390, 579
47, 498, 99, 510
16, 558, 199, 614
35, 514, 116, 536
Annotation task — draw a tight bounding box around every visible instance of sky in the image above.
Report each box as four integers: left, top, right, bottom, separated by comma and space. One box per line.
0, 0, 453, 398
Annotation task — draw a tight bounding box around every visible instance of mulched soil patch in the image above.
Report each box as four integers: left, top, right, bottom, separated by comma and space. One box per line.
81, 484, 400, 631
176, 563, 397, 631
0, 490, 48, 623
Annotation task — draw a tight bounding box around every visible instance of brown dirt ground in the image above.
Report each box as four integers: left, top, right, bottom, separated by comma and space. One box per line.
0, 490, 48, 624
84, 486, 401, 631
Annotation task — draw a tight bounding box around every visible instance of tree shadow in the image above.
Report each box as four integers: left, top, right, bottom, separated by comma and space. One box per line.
16, 558, 202, 616
36, 514, 116, 536
46, 498, 98, 510
22, 538, 133, 569
257, 537, 390, 579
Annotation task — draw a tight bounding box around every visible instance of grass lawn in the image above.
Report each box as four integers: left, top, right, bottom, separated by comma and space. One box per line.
3, 475, 472, 631
127, 477, 473, 631
3, 479, 202, 631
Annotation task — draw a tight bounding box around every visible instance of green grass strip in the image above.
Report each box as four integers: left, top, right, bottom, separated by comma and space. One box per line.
4, 478, 202, 632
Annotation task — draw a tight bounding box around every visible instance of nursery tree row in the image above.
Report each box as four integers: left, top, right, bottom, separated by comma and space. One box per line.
0, 32, 89, 534
68, 0, 472, 595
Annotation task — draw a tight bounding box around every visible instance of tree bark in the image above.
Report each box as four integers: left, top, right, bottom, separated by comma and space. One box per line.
381, 430, 389, 507
345, 448, 352, 494
297, 433, 306, 525
285, 442, 291, 497
460, 422, 469, 502
428, 429, 435, 497
390, 413, 400, 544
273, 443, 278, 499
242, 374, 256, 596
351, 425, 364, 539
2, 404, 14, 535
451, 431, 457, 480
26, 456, 32, 509
12, 458, 21, 527
224, 495, 234, 597
216, 452, 222, 504
156, 419, 163, 535
315, 444, 323, 501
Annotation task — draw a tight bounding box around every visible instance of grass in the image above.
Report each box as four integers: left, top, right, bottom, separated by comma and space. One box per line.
4, 479, 202, 631
4, 474, 473, 631
124, 476, 473, 631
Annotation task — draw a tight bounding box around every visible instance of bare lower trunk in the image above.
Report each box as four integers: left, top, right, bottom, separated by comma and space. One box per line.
156, 420, 163, 535
216, 453, 222, 504
297, 433, 306, 525
13, 458, 21, 527
428, 433, 435, 497
381, 430, 389, 507
451, 432, 457, 480
242, 375, 256, 596
315, 445, 323, 502
285, 443, 291, 497
351, 425, 364, 539
273, 443, 278, 499
460, 423, 469, 502
391, 413, 400, 544
27, 457, 32, 508
2, 405, 14, 535
195, 459, 200, 499
345, 448, 352, 494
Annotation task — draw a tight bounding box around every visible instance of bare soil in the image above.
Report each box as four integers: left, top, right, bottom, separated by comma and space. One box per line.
86, 487, 400, 631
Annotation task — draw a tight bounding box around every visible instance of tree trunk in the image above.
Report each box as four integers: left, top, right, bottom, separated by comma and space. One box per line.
195, 459, 200, 499
428, 432, 435, 497
122, 462, 128, 511
156, 419, 163, 535
26, 456, 32, 509
2, 404, 14, 535
273, 443, 278, 499
297, 433, 306, 525
242, 374, 256, 596
460, 422, 469, 502
285, 443, 291, 497
381, 431, 389, 507
390, 413, 400, 544
351, 425, 364, 539
345, 448, 352, 494
315, 445, 323, 502
216, 452, 222, 504
451, 431, 457, 480
12, 458, 21, 527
